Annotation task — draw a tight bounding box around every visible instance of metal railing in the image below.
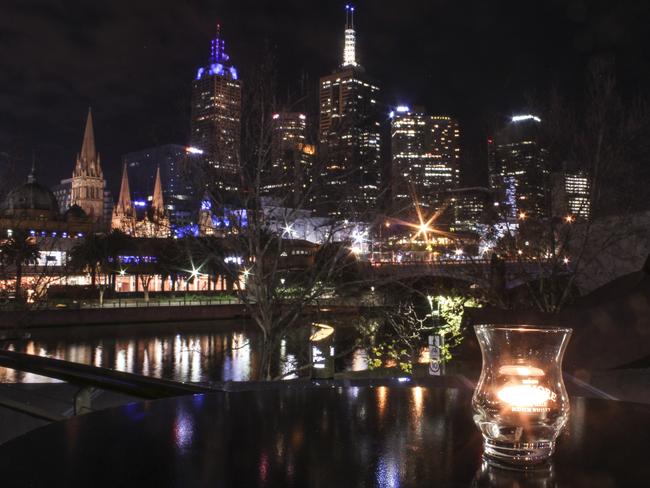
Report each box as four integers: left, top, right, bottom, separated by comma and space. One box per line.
0, 296, 242, 311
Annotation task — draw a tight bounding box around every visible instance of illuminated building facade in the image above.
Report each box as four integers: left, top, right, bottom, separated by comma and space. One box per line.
447, 186, 491, 233
318, 5, 382, 218
111, 164, 171, 237
551, 170, 591, 220
190, 26, 241, 200
63, 108, 109, 230
491, 115, 549, 220
122, 144, 200, 228
264, 112, 314, 206
390, 106, 460, 214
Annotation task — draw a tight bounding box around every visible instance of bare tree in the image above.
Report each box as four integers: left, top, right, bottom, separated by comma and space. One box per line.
193, 51, 382, 380
483, 61, 650, 312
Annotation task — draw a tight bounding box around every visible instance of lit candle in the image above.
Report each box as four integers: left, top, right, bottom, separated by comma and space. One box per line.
496, 365, 556, 413
472, 325, 572, 465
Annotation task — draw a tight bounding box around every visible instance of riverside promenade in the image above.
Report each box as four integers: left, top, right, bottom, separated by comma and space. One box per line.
0, 295, 365, 330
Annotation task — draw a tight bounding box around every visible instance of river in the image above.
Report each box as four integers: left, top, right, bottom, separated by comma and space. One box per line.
0, 320, 371, 383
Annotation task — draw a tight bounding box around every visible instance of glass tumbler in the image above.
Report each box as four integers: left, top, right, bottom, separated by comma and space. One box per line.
472, 325, 572, 466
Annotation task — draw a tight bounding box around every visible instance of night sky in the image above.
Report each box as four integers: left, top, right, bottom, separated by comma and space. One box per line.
1, 0, 649, 194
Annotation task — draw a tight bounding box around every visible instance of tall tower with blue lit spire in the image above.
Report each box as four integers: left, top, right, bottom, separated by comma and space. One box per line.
317, 5, 382, 218
190, 24, 242, 200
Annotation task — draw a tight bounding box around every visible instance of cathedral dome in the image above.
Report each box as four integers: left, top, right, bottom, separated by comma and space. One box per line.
2, 182, 60, 214
1, 171, 60, 218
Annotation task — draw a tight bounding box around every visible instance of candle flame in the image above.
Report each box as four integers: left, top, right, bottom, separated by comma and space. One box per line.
497, 384, 556, 407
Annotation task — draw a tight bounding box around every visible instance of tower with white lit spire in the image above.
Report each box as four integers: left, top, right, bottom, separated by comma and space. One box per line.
342, 4, 358, 68
317, 5, 382, 218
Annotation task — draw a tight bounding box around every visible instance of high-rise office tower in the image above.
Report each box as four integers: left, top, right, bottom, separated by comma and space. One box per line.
122, 144, 200, 228
551, 170, 591, 220
491, 115, 549, 220
447, 186, 491, 233
390, 106, 460, 215
190, 25, 241, 200
318, 5, 382, 218
264, 112, 314, 206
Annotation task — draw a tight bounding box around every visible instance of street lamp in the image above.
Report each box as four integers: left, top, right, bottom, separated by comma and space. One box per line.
564, 215, 574, 224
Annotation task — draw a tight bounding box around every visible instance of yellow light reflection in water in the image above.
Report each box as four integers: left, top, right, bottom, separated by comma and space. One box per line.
412, 386, 424, 418
377, 386, 388, 419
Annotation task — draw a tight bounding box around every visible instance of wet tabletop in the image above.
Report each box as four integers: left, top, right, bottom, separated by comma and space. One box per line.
0, 386, 649, 487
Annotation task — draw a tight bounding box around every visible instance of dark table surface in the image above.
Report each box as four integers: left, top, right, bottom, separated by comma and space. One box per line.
1, 385, 649, 487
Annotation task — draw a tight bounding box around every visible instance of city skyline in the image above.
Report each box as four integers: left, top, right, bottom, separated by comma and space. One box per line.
2, 0, 649, 195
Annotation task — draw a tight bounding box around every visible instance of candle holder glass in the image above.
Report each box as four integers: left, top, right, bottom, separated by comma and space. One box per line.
472, 325, 572, 466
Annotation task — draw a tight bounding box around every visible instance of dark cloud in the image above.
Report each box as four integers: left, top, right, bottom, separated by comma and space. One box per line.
0, 0, 648, 192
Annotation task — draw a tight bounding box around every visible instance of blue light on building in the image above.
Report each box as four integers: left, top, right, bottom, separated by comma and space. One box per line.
194, 26, 238, 82
174, 224, 200, 239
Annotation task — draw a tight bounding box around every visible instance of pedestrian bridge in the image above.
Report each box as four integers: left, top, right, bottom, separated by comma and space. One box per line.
367, 259, 552, 289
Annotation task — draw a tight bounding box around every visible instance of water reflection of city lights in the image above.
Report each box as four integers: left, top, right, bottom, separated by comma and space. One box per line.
94, 345, 102, 368
0, 329, 373, 384
259, 451, 270, 484
375, 455, 400, 488
377, 386, 388, 418
412, 386, 424, 418
173, 409, 194, 450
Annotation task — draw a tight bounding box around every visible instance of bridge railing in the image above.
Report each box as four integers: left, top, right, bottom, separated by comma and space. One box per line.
0, 349, 217, 430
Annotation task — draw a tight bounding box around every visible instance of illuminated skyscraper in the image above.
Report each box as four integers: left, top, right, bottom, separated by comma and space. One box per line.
318, 5, 382, 218
491, 115, 549, 220
390, 106, 460, 215
264, 112, 314, 206
190, 25, 241, 200
447, 187, 491, 233
551, 170, 591, 220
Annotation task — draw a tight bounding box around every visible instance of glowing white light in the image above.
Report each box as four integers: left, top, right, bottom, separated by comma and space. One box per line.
186, 147, 204, 154
511, 114, 541, 123
497, 384, 555, 407
272, 113, 280, 120
343, 29, 357, 67
396, 105, 410, 113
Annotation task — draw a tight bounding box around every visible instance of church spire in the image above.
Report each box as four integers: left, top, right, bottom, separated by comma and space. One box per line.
116, 163, 133, 212
152, 165, 165, 214
74, 107, 103, 178
81, 108, 96, 162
